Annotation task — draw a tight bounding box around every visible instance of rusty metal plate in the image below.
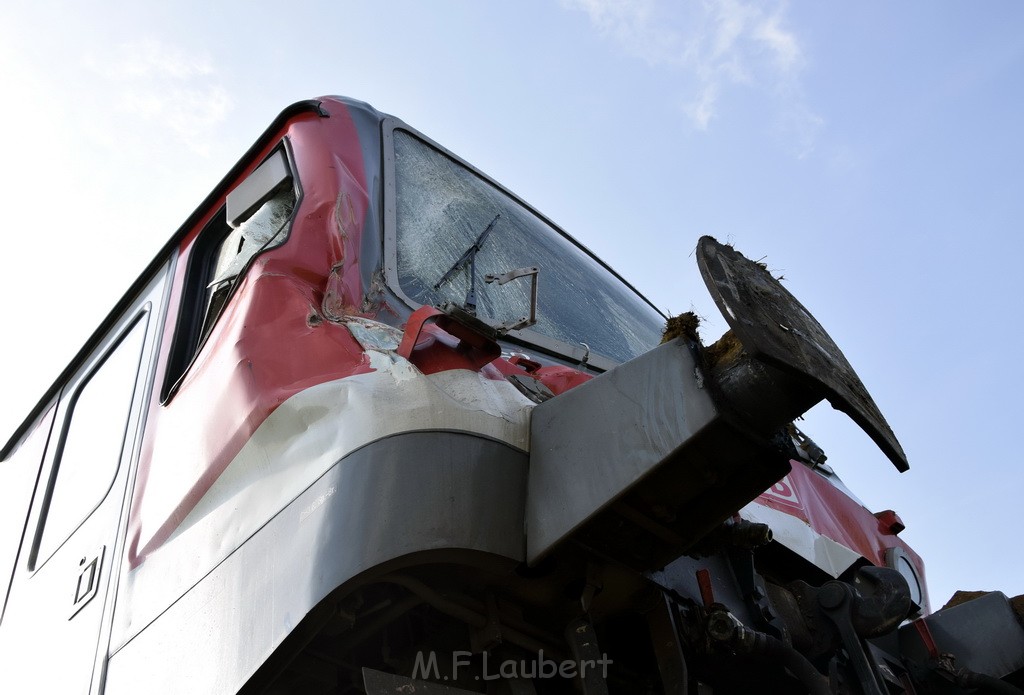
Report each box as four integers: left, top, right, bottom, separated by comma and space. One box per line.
696, 236, 908, 472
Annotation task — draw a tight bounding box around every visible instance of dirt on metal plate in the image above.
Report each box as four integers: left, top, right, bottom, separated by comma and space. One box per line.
695, 236, 909, 472
661, 312, 701, 344
943, 590, 1024, 623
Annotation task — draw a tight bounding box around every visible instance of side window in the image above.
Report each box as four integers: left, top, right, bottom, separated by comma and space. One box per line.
32, 315, 148, 567
162, 147, 297, 400
200, 186, 296, 345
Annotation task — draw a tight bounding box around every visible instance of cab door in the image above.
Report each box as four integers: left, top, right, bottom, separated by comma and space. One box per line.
0, 268, 166, 694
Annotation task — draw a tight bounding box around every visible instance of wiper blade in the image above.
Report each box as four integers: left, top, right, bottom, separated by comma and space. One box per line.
433, 213, 501, 313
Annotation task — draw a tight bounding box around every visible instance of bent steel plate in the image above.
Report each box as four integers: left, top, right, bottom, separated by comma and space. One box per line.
696, 236, 909, 472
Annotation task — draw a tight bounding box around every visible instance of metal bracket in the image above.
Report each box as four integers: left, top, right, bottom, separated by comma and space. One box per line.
816, 572, 916, 695
647, 594, 690, 695
696, 236, 908, 471
485, 266, 539, 334
397, 305, 501, 370
564, 618, 611, 695
817, 584, 886, 695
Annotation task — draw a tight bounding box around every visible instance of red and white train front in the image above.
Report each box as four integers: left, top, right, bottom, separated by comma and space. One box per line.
108, 97, 1024, 694
4, 96, 1021, 695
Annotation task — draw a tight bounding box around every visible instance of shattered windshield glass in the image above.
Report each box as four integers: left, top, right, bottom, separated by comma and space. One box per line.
393, 130, 664, 364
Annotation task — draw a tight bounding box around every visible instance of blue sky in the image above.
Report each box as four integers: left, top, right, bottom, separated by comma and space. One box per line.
1, 1, 1022, 606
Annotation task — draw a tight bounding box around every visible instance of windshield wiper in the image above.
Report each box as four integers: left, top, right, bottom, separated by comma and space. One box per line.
433, 213, 501, 314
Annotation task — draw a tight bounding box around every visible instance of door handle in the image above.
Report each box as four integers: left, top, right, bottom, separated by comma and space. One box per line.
70, 545, 105, 619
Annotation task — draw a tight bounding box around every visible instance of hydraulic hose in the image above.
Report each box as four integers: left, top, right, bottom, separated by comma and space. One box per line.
707, 611, 831, 695
743, 630, 832, 695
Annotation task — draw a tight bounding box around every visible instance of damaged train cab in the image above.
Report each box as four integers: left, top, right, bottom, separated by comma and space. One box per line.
1, 96, 1022, 695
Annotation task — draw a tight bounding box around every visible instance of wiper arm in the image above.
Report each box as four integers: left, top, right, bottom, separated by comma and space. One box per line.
433, 213, 501, 313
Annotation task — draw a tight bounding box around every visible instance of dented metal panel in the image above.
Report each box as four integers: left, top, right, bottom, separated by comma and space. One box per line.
106, 432, 528, 695
527, 338, 719, 564
112, 353, 534, 651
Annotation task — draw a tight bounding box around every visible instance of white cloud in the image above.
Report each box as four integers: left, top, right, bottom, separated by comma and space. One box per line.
568, 0, 679, 67
564, 0, 820, 153
753, 12, 801, 71
685, 81, 719, 130
86, 39, 231, 156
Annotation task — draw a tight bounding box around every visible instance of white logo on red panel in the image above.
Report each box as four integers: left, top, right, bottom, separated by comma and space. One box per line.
759, 475, 803, 511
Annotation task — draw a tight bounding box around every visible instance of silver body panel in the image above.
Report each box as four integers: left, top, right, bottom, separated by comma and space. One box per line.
105, 431, 528, 694
0, 265, 170, 695
527, 339, 718, 564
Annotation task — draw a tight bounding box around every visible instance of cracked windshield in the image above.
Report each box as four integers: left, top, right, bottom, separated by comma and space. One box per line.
393, 130, 664, 365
